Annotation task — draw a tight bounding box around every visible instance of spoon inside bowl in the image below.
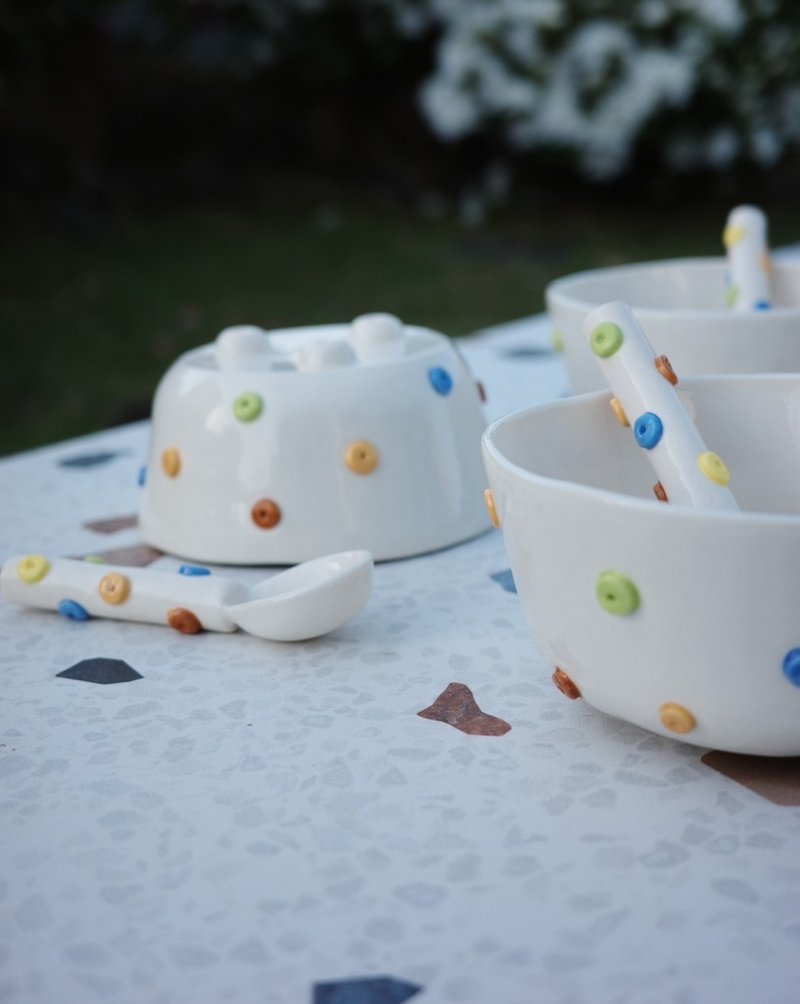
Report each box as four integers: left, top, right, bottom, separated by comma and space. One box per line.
723, 204, 771, 312
1, 550, 374, 642
583, 301, 740, 511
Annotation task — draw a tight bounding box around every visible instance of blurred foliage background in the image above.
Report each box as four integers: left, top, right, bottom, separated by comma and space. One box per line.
1, 0, 799, 454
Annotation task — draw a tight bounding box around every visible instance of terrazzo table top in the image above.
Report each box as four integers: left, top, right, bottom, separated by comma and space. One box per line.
2, 315, 799, 1004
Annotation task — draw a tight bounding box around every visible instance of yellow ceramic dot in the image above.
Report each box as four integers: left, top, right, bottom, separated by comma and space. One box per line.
17, 555, 50, 584
161, 448, 181, 478
345, 441, 379, 475
697, 451, 730, 486
550, 329, 564, 353
659, 702, 696, 734
723, 224, 745, 249
484, 488, 501, 528
98, 571, 131, 605
609, 397, 630, 428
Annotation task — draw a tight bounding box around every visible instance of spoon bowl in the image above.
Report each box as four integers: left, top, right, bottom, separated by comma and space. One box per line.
227, 550, 374, 641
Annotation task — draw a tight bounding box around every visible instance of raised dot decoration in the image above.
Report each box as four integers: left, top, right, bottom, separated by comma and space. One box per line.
590, 322, 623, 358
659, 702, 697, 734
609, 397, 630, 428
552, 668, 581, 700
596, 570, 640, 616
654, 355, 678, 386
233, 392, 263, 423
484, 488, 501, 528
179, 564, 211, 576
167, 608, 203, 635
58, 599, 90, 621
653, 481, 669, 503
697, 451, 730, 486
98, 572, 131, 605
551, 329, 564, 353
428, 367, 453, 396
83, 555, 106, 564
251, 499, 282, 529
161, 448, 181, 478
345, 441, 380, 475
633, 412, 663, 450
782, 648, 800, 687
17, 555, 50, 584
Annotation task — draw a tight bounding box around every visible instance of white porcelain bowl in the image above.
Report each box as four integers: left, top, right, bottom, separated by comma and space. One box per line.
139, 316, 489, 563
482, 374, 800, 756
546, 257, 800, 394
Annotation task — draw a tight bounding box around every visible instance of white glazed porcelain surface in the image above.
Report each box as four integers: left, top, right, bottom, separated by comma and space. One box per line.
139, 320, 489, 563
546, 257, 800, 393
0, 550, 374, 642
482, 374, 800, 756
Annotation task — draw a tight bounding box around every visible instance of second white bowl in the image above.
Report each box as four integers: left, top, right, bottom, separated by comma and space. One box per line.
546, 257, 800, 394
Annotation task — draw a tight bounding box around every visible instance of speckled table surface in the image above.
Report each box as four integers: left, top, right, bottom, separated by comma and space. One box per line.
2, 316, 799, 1004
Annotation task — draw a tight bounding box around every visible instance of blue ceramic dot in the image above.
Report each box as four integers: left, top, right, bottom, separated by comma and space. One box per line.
179, 564, 211, 576
428, 367, 453, 396
755, 300, 771, 311
783, 648, 800, 686
138, 465, 147, 487
634, 412, 664, 450
58, 598, 91, 621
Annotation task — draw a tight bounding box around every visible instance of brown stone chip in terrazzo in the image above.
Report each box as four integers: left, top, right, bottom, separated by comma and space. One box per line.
418, 681, 511, 736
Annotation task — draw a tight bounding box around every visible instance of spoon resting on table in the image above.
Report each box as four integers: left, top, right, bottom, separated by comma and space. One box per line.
1, 550, 373, 642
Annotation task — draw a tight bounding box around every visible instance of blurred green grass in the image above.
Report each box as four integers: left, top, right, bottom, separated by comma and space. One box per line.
2, 185, 798, 456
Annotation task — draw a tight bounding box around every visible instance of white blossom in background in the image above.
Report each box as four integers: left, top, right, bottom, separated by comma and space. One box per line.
374, 0, 800, 179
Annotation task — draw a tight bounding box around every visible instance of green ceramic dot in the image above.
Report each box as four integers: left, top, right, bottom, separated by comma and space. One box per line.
596, 570, 640, 616
726, 285, 739, 307
233, 392, 263, 423
590, 322, 624, 358
551, 329, 564, 353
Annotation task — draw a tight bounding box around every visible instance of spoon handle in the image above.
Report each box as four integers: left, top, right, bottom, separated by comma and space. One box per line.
1, 555, 246, 633
583, 301, 739, 511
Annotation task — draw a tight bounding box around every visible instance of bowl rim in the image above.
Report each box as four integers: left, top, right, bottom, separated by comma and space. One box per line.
482, 372, 800, 528
545, 255, 800, 321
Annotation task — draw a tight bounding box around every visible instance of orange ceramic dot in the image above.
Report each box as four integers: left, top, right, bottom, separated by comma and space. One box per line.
251, 498, 281, 529
552, 667, 581, 700
653, 481, 669, 503
162, 448, 181, 478
345, 441, 379, 475
659, 702, 696, 734
609, 397, 630, 427
484, 488, 501, 528
98, 571, 131, 605
655, 355, 678, 385
167, 608, 203, 634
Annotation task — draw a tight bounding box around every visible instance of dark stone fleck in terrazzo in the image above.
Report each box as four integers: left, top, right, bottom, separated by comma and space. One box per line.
313, 975, 422, 1004
418, 682, 511, 736
83, 514, 139, 534
81, 544, 163, 567
491, 569, 517, 593
500, 346, 553, 359
57, 658, 143, 685
58, 451, 126, 469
